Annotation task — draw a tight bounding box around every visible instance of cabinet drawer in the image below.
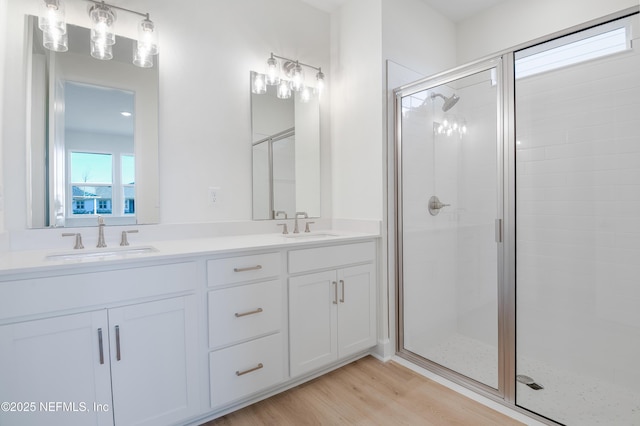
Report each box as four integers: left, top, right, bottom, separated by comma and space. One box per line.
209, 333, 284, 408
208, 280, 282, 348
288, 241, 375, 274
0, 262, 198, 321
207, 252, 280, 287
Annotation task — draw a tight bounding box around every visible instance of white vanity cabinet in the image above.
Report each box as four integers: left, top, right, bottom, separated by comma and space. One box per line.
206, 252, 287, 408
0, 262, 201, 426
288, 242, 377, 377
0, 310, 113, 426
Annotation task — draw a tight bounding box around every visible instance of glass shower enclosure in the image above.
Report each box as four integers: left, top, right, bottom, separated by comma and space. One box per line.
395, 9, 640, 425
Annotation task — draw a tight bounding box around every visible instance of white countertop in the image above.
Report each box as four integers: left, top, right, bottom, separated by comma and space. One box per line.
0, 230, 380, 277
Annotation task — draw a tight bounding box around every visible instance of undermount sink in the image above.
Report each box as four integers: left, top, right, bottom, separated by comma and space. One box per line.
283, 232, 340, 239
46, 246, 158, 262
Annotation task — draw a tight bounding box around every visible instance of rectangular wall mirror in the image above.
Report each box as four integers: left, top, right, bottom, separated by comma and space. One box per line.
250, 71, 320, 220
27, 16, 159, 228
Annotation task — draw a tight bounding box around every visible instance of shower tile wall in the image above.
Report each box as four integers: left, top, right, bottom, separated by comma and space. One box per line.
516, 44, 640, 421
402, 99, 459, 349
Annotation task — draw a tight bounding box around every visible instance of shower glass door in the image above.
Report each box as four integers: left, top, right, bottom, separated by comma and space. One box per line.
515, 13, 640, 425
397, 62, 502, 391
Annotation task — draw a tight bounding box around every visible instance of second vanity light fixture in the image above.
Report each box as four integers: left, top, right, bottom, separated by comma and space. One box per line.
253, 53, 326, 102
38, 0, 159, 68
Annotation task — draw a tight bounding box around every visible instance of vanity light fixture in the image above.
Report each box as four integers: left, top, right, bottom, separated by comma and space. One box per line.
256, 53, 326, 101
37, 0, 159, 68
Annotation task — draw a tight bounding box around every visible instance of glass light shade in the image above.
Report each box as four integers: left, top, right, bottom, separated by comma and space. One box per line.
39, 0, 66, 34
91, 39, 113, 60
291, 63, 304, 92
137, 18, 158, 56
265, 56, 280, 86
43, 29, 68, 52
300, 85, 311, 103
277, 80, 291, 99
252, 73, 267, 94
90, 3, 116, 46
315, 69, 325, 96
133, 42, 153, 68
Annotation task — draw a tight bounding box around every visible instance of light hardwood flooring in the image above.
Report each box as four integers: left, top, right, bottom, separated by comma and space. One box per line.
204, 356, 525, 425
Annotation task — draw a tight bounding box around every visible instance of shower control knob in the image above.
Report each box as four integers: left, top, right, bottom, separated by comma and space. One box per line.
428, 195, 450, 216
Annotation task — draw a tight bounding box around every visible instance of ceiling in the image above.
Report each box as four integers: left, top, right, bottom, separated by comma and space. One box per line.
301, 0, 505, 22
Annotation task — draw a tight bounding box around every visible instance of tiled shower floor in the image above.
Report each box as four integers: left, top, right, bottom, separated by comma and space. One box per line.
411, 334, 640, 425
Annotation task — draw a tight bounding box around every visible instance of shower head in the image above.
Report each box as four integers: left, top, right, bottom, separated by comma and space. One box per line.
431, 92, 460, 112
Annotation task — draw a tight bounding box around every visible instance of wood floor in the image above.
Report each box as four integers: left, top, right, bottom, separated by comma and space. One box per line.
203, 356, 525, 425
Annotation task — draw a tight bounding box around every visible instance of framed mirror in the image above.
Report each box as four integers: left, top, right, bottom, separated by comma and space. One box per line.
27, 16, 159, 228
250, 71, 320, 220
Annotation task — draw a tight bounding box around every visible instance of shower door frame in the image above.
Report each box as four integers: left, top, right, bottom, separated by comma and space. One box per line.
394, 56, 514, 401
393, 5, 640, 423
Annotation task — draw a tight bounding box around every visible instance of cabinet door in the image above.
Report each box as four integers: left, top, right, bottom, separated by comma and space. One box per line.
0, 311, 113, 426
338, 263, 377, 358
109, 296, 200, 426
289, 270, 338, 377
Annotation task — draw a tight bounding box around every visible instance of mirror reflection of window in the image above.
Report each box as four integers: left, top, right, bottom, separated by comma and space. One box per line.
64, 81, 135, 226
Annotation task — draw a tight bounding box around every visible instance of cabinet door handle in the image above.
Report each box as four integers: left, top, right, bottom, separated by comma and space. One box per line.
340, 279, 345, 303
236, 363, 264, 376
332, 281, 338, 304
98, 328, 105, 365
115, 325, 121, 361
235, 307, 263, 318
233, 265, 262, 273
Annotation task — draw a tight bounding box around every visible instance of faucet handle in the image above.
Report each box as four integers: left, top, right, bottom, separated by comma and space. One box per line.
304, 221, 315, 233
120, 229, 139, 246
277, 223, 289, 235
62, 232, 84, 249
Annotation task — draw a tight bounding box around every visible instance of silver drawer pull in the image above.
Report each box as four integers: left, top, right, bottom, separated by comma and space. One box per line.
233, 265, 263, 273
236, 363, 264, 376
234, 308, 263, 318
98, 328, 105, 365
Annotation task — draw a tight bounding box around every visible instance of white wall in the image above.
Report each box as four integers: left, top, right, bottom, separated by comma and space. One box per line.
0, 0, 7, 233
457, 0, 639, 64
382, 0, 457, 77
329, 0, 383, 220
1, 0, 330, 231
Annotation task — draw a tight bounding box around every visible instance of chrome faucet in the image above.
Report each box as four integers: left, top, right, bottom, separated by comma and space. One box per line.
293, 211, 308, 234
97, 216, 107, 248
62, 232, 84, 249
275, 210, 288, 219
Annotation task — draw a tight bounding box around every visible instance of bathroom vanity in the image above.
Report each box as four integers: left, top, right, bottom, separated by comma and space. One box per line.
0, 230, 379, 426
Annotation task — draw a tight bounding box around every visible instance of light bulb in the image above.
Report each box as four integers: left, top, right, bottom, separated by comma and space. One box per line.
291, 62, 304, 92
252, 73, 267, 94
277, 80, 291, 99
300, 85, 311, 103
137, 17, 158, 56
316, 69, 325, 97
133, 41, 153, 67
39, 0, 66, 34
265, 55, 280, 86
90, 3, 116, 46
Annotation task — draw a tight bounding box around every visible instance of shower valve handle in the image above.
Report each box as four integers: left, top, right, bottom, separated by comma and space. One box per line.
431, 200, 450, 209
428, 196, 450, 216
